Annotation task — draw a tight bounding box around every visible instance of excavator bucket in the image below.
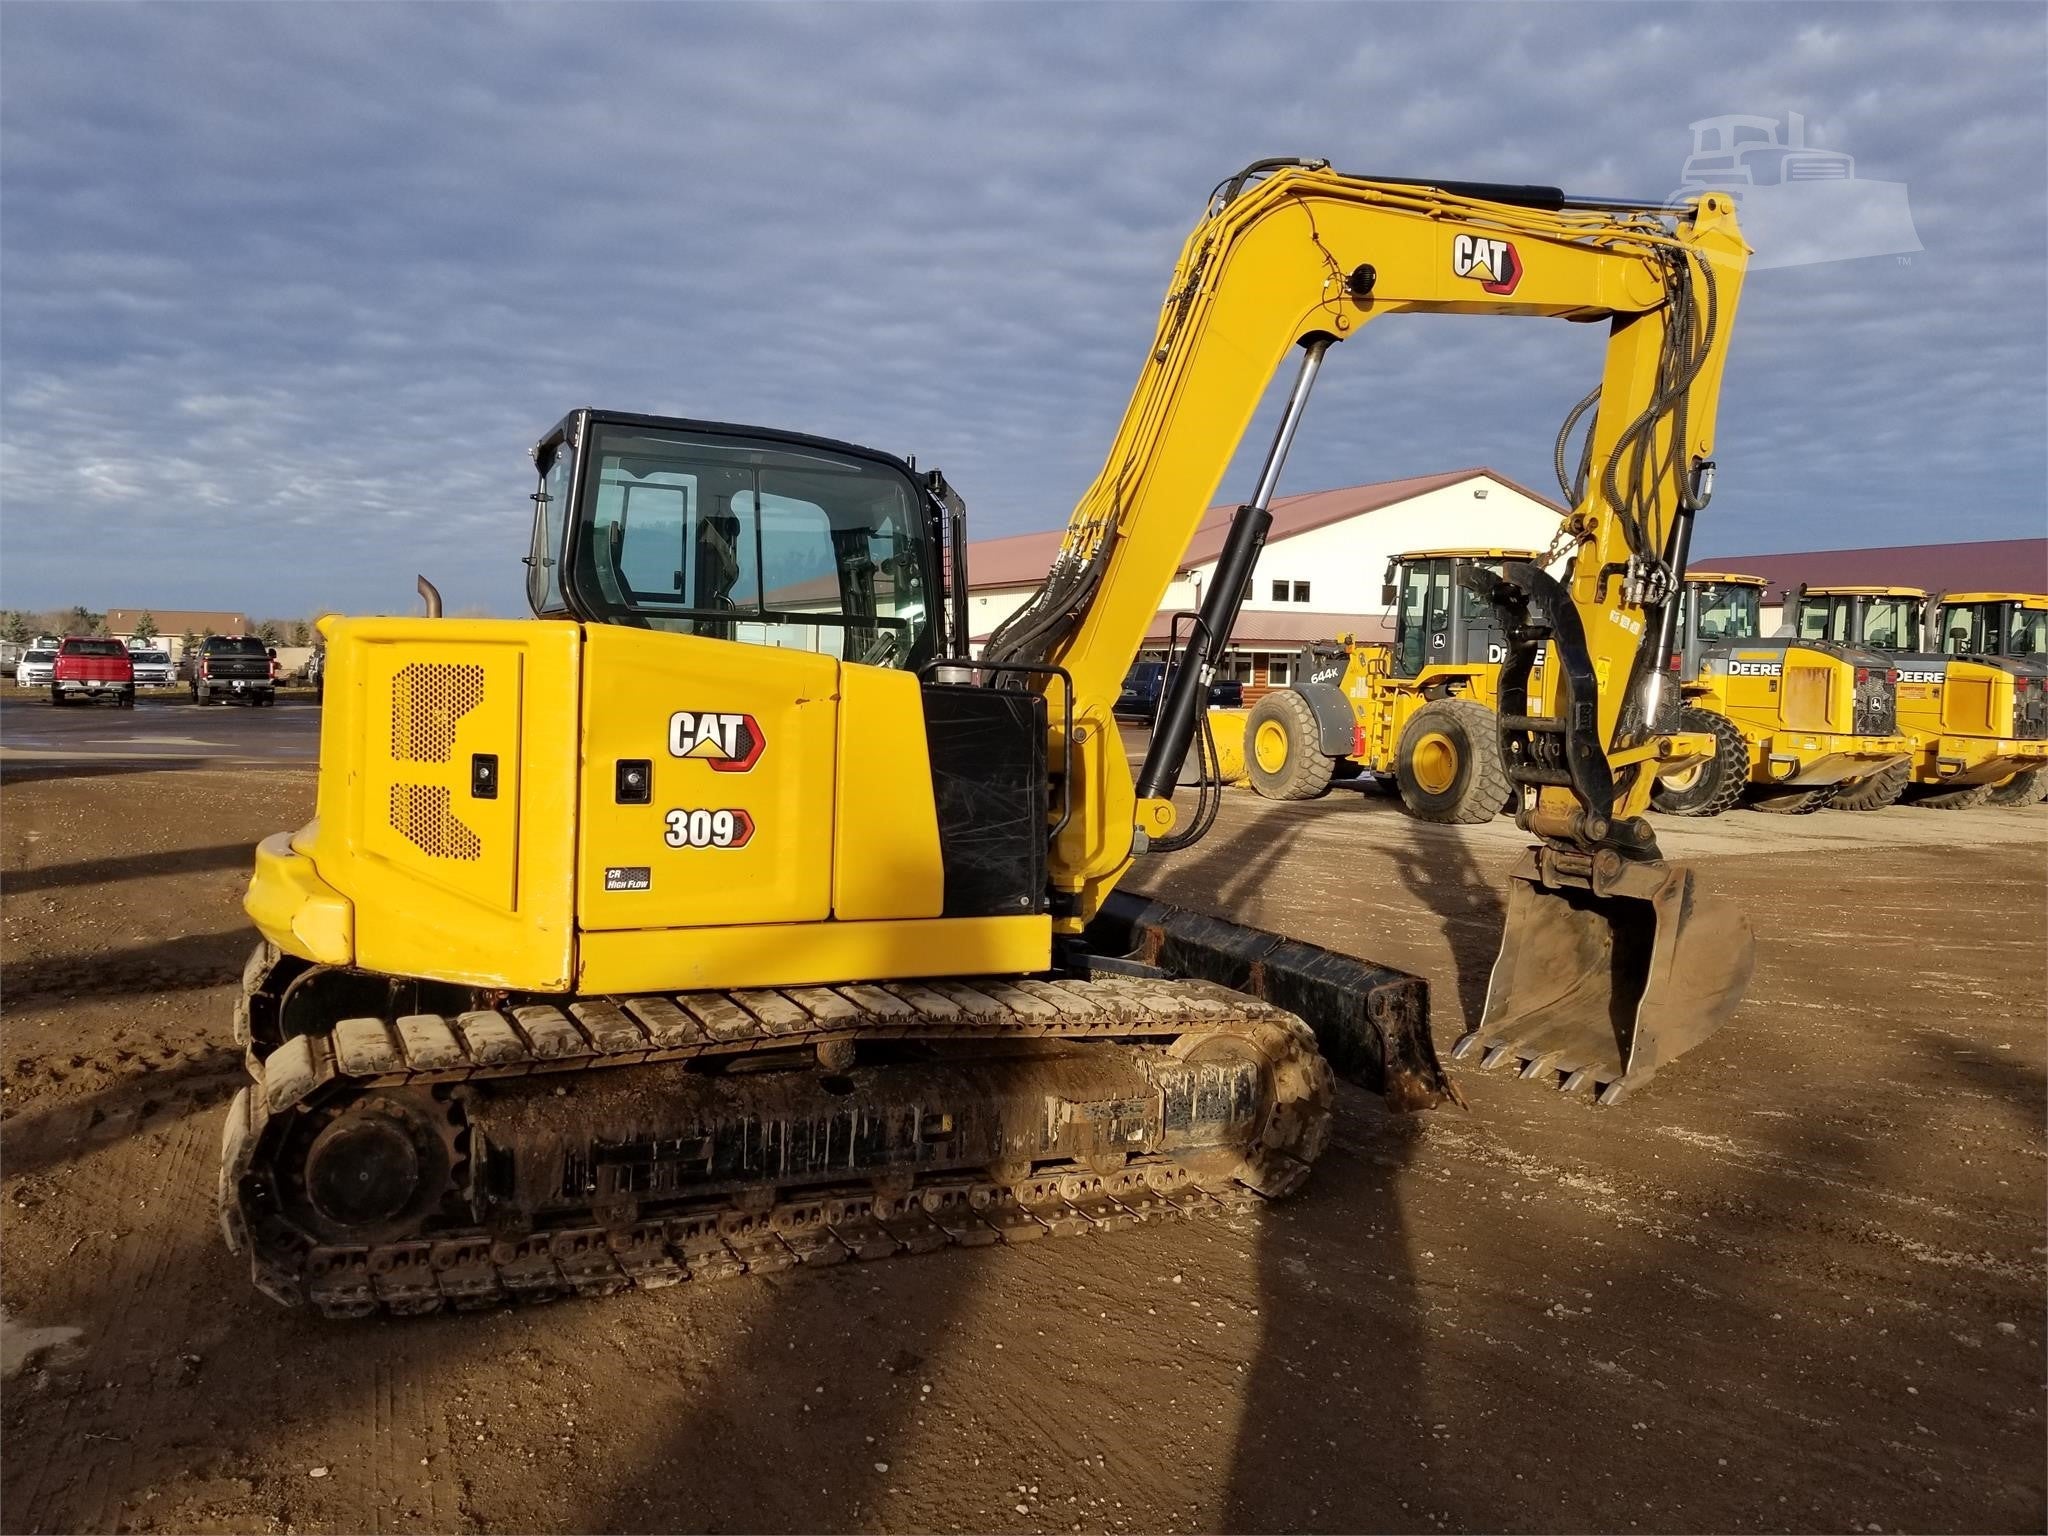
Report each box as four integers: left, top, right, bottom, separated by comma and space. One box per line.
1455, 849, 1754, 1105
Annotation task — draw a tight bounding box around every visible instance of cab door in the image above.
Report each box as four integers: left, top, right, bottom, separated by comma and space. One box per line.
1393, 559, 1451, 678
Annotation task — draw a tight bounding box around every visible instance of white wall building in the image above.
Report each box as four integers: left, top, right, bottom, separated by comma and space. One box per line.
967, 467, 1566, 696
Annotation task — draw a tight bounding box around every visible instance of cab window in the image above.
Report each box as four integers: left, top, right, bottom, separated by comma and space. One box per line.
566, 423, 932, 669
2007, 606, 2045, 657
1939, 605, 1990, 655
1696, 583, 1761, 641
1862, 597, 1919, 651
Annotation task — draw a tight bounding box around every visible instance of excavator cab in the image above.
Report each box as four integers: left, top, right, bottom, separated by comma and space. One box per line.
525, 412, 945, 670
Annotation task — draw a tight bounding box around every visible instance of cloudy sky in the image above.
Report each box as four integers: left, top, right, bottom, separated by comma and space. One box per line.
2, 2, 2042, 618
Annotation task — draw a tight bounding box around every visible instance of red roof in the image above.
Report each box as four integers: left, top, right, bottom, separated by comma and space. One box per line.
967, 467, 1562, 591
1692, 539, 2048, 603
975, 608, 1391, 649
1143, 609, 1391, 647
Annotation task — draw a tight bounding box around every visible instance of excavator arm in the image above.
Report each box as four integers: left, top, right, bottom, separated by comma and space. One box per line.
991, 159, 1753, 1101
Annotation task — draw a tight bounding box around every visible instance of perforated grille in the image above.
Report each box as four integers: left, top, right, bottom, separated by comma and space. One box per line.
388, 784, 482, 861
389, 663, 484, 763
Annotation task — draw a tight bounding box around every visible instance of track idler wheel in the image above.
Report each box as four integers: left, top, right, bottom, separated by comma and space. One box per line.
1168, 1019, 1332, 1197
276, 1089, 464, 1247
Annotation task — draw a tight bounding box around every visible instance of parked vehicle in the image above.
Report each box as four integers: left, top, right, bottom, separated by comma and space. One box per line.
183, 635, 276, 706
127, 647, 175, 687
1114, 659, 1242, 720
16, 646, 57, 689
51, 637, 136, 707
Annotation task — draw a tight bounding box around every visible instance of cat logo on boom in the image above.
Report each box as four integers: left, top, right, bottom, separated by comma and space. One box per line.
1451, 233, 1523, 296
668, 710, 765, 772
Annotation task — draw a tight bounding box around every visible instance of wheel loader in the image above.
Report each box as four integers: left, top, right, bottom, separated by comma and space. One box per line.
1931, 592, 2048, 806
221, 160, 1758, 1315
1788, 585, 2048, 810
1647, 572, 1911, 816
1221, 549, 1540, 822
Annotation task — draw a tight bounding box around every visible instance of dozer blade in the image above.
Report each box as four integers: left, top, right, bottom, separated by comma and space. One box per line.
1087, 890, 1456, 1111
1456, 847, 1754, 1105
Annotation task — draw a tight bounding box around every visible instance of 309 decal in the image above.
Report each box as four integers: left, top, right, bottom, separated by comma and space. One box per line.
664, 807, 756, 849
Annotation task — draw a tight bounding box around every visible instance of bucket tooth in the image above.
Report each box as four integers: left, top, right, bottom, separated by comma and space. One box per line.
1559, 1067, 1594, 1096
1451, 1032, 1486, 1062
1517, 1053, 1559, 1081
1481, 1044, 1515, 1071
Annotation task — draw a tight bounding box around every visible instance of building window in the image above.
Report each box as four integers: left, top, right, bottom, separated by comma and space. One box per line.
1223, 653, 1254, 686
1265, 654, 1294, 687
1292, 581, 1311, 603
1270, 580, 1288, 602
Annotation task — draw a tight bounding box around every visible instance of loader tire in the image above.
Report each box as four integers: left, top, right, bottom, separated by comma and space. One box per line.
1394, 698, 1508, 824
1648, 706, 1748, 817
1829, 759, 1910, 812
1746, 785, 1830, 815
1906, 780, 1997, 810
1244, 691, 1336, 801
1986, 769, 2046, 807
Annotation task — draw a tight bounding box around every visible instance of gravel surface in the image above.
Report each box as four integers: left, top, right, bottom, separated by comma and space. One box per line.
2, 761, 2042, 1534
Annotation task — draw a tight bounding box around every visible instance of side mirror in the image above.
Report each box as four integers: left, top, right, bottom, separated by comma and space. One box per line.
1381, 583, 1398, 607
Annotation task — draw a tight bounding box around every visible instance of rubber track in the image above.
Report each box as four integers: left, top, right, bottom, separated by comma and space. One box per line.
219, 975, 1333, 1319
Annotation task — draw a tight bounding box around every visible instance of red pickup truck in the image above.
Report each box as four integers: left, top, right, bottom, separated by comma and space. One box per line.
51, 636, 135, 708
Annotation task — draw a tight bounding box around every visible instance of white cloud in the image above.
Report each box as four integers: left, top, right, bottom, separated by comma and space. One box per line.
0, 1, 2041, 615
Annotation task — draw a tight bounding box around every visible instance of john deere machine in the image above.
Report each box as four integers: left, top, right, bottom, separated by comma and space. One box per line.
1932, 591, 2048, 806
1230, 548, 1540, 822
1789, 585, 2048, 809
1647, 571, 1910, 815
222, 160, 1756, 1314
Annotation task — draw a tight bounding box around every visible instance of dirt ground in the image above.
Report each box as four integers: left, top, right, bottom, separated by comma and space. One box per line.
2, 758, 2043, 1535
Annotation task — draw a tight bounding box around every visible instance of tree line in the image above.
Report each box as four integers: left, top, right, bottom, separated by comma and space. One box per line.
0, 608, 320, 648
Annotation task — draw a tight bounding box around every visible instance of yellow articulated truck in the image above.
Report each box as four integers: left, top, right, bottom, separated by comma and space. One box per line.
1648, 572, 1912, 816
1793, 585, 2048, 809
1220, 549, 1540, 822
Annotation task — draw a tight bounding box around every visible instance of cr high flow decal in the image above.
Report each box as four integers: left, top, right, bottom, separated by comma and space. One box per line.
665, 807, 756, 849
668, 711, 765, 772
1451, 233, 1523, 296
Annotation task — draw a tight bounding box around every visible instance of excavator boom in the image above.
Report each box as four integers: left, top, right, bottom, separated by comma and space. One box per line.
986, 159, 1755, 1101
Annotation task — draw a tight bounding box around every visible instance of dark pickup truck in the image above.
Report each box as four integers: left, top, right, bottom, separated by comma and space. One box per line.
183, 636, 276, 706
1114, 660, 1244, 720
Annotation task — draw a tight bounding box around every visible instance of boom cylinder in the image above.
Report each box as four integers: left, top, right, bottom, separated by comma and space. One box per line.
1135, 336, 1331, 801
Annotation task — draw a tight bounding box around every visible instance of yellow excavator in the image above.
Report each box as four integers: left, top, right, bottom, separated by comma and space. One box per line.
221, 160, 1754, 1314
